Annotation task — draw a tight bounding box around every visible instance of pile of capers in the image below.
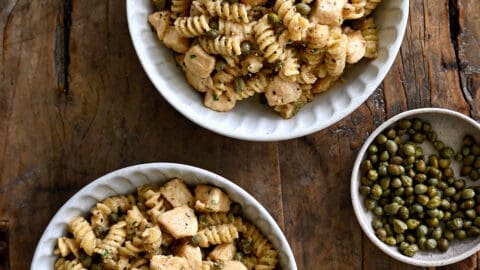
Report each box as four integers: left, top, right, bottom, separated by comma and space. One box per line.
360, 118, 480, 257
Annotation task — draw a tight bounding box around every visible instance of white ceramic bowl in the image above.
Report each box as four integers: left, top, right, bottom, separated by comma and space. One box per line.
31, 163, 297, 269
126, 1, 409, 141
351, 108, 480, 267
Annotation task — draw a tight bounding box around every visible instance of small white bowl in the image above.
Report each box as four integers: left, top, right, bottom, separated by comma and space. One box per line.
31, 163, 297, 270
126, 0, 409, 141
351, 108, 480, 267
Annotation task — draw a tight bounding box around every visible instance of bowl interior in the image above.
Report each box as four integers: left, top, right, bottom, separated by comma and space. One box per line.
126, 0, 409, 141
31, 163, 297, 270
351, 109, 480, 267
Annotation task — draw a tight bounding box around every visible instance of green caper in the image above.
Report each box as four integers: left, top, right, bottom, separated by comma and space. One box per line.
417, 195, 429, 206
462, 188, 476, 199
448, 217, 464, 230
384, 236, 397, 246
386, 128, 396, 139
427, 186, 438, 197
373, 206, 384, 216
385, 202, 401, 215
412, 133, 425, 143
439, 147, 454, 159
215, 59, 227, 71
387, 165, 402, 176
410, 203, 424, 214
427, 131, 438, 142
386, 140, 398, 154
461, 199, 475, 209
438, 159, 451, 169
411, 119, 423, 131
295, 3, 311, 16
402, 243, 419, 257
240, 41, 252, 54
438, 238, 449, 252
108, 213, 119, 223
359, 185, 371, 196
273, 60, 283, 73
468, 226, 480, 236
454, 179, 466, 190
376, 134, 388, 144
444, 187, 456, 197
398, 119, 411, 130
426, 217, 439, 227
433, 141, 445, 151
416, 224, 428, 237
472, 144, 480, 155
372, 218, 383, 229
367, 169, 378, 181
415, 173, 427, 183
414, 184, 427, 194
364, 198, 377, 210
402, 144, 416, 157
267, 13, 280, 26
455, 229, 467, 240
379, 151, 390, 162
398, 207, 409, 220
233, 77, 246, 93
464, 155, 475, 165
471, 170, 480, 180
209, 20, 219, 29
207, 29, 220, 39
444, 229, 455, 241
425, 238, 437, 250
375, 228, 387, 240
431, 227, 443, 240
371, 184, 382, 198
391, 156, 403, 165
396, 234, 405, 244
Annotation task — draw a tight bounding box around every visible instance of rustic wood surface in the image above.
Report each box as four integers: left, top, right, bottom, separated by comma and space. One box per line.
0, 0, 479, 269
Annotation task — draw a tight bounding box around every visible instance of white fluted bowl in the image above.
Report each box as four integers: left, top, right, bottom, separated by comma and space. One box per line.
32, 163, 297, 269
351, 108, 480, 266
126, 0, 409, 141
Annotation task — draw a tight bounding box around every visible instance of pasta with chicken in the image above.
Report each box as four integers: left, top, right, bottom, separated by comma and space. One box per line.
54, 178, 278, 270
148, 0, 380, 118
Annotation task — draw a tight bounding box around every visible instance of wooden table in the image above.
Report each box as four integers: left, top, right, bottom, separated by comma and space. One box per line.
0, 0, 479, 269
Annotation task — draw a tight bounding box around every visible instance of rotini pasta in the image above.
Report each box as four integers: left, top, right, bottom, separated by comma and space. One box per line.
55, 178, 279, 270
199, 35, 243, 56
274, 0, 310, 41
174, 15, 210, 37
205, 1, 250, 23
254, 15, 286, 63
361, 17, 378, 58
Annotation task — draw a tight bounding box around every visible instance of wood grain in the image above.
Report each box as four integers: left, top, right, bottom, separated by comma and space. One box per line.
0, 0, 479, 269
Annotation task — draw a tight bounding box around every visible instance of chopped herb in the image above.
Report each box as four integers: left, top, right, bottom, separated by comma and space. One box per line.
208, 188, 212, 195
211, 200, 217, 205
190, 54, 196, 59
103, 249, 109, 258
212, 94, 219, 101
131, 221, 137, 226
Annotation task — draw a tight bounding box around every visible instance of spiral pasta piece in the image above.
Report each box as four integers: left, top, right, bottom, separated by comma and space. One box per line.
90, 195, 130, 231
144, 190, 170, 224
94, 221, 127, 258
194, 224, 239, 247
365, 0, 381, 16
199, 212, 247, 232
142, 225, 162, 256
218, 20, 256, 40
360, 17, 378, 58
54, 258, 86, 270
68, 216, 96, 256
171, 0, 192, 17
343, 0, 366, 20
174, 15, 211, 38
256, 249, 279, 270
325, 27, 347, 76
54, 237, 80, 258
199, 35, 243, 56
118, 240, 144, 258
254, 15, 285, 63
234, 73, 268, 101
205, 1, 250, 23
274, 0, 310, 41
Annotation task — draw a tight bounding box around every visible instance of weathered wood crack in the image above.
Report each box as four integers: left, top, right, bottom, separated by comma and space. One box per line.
54, 0, 72, 95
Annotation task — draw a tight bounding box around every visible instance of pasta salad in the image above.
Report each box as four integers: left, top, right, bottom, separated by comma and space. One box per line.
148, 0, 380, 118
53, 178, 278, 270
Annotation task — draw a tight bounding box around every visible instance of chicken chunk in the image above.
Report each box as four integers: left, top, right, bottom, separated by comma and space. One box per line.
158, 205, 198, 238
194, 185, 231, 213
309, 0, 348, 26
345, 28, 367, 64
163, 26, 190, 53
176, 242, 202, 270
151, 255, 192, 270
160, 178, 194, 208
184, 45, 216, 78
186, 69, 214, 93
208, 243, 236, 261
204, 88, 237, 112
148, 11, 171, 41
265, 76, 302, 106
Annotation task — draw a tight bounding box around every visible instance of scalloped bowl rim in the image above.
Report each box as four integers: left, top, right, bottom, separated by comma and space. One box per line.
351, 108, 480, 267
126, 0, 409, 141
31, 163, 297, 270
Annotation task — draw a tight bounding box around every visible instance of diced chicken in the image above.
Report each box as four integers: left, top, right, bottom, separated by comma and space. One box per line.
176, 242, 202, 270
148, 11, 171, 41
241, 0, 268, 5
309, 0, 348, 26
161, 178, 195, 208
158, 205, 198, 238
345, 28, 367, 64
208, 243, 236, 261
224, 260, 248, 270
194, 185, 231, 213
265, 76, 302, 106
186, 70, 214, 93
184, 45, 216, 78
150, 255, 192, 270
204, 88, 237, 112
163, 26, 191, 53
